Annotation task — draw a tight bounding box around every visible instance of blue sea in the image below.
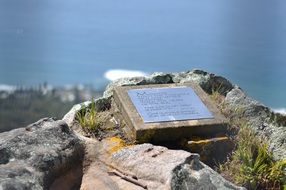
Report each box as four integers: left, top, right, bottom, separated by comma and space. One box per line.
0, 0, 286, 110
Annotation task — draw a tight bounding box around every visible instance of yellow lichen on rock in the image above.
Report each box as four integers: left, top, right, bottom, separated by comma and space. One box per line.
105, 137, 129, 154
188, 136, 229, 146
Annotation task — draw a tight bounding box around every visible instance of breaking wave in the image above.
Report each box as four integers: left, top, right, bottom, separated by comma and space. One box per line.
0, 84, 16, 92
272, 108, 286, 115
104, 69, 147, 81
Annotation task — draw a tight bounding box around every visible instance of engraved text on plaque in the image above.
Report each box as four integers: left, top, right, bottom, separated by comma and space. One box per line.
127, 87, 213, 123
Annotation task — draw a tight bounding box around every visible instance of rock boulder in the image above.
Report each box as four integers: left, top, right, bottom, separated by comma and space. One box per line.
80, 138, 245, 190
0, 118, 84, 190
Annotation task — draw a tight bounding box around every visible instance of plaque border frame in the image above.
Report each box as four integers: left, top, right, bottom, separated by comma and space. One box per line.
113, 83, 227, 142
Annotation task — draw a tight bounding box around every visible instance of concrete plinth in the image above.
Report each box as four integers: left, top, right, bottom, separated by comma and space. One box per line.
113, 83, 227, 143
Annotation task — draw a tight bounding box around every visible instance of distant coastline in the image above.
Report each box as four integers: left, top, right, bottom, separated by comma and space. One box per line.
1, 81, 285, 133
0, 83, 103, 132
0, 83, 103, 101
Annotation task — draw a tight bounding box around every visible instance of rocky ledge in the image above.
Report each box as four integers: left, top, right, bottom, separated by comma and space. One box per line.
1, 69, 285, 190
0, 118, 84, 189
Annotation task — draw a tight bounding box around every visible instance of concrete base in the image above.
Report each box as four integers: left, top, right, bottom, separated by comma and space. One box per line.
184, 136, 235, 166
113, 83, 228, 143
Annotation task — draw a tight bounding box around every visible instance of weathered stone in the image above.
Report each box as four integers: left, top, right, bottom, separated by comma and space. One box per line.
173, 70, 211, 89
173, 70, 234, 95
224, 86, 286, 161
64, 69, 285, 161
79, 137, 244, 190
80, 137, 148, 190
103, 73, 175, 99
145, 72, 174, 84
0, 118, 84, 190
103, 69, 233, 101
98, 140, 244, 190
63, 101, 88, 127
184, 136, 235, 166
2, 69, 285, 189
103, 77, 147, 99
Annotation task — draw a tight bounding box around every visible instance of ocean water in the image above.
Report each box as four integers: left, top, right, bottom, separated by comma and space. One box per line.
0, 0, 286, 110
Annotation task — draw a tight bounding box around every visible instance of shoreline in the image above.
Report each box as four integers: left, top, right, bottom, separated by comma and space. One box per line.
0, 84, 103, 132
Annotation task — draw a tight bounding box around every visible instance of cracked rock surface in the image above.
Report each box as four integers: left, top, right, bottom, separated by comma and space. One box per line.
0, 118, 84, 190
80, 138, 245, 190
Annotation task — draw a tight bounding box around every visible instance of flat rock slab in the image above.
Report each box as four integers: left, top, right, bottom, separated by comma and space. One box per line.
114, 83, 227, 142
0, 118, 84, 190
81, 138, 245, 190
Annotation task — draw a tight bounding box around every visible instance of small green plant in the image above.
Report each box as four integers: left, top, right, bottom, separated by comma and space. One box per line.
76, 99, 102, 132
220, 125, 286, 190
270, 112, 286, 126
210, 83, 225, 105
210, 90, 223, 104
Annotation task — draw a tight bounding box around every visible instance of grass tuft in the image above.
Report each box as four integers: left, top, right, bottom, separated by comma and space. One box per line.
76, 99, 102, 132
210, 84, 225, 105
209, 85, 285, 189
220, 125, 286, 190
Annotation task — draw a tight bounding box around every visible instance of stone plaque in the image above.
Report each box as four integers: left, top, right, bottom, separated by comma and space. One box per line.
113, 83, 227, 143
127, 87, 213, 123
